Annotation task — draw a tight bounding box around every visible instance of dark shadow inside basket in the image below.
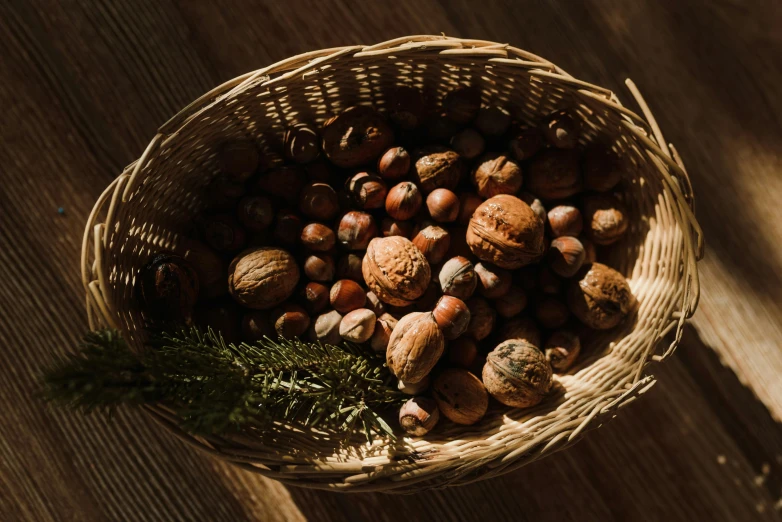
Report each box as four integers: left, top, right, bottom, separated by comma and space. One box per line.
107, 55, 687, 469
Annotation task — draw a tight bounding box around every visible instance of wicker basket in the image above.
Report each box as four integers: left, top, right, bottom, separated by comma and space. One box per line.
80, 35, 703, 492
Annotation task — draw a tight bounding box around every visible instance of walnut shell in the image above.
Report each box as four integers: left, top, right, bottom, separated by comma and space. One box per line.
433, 368, 488, 425
363, 236, 431, 306
321, 106, 394, 168
411, 146, 465, 194
545, 330, 581, 372
567, 263, 635, 329
483, 340, 553, 408
582, 193, 629, 245
526, 148, 583, 200
228, 247, 299, 309
471, 153, 523, 198
466, 195, 545, 269
386, 312, 445, 383
496, 316, 542, 347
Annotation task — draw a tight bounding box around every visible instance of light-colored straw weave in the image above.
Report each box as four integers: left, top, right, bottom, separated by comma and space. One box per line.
80, 35, 703, 492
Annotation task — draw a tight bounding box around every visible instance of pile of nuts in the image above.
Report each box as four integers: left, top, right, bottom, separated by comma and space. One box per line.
137, 85, 637, 437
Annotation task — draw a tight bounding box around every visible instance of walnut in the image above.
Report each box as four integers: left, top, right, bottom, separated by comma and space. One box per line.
321, 106, 394, 168
471, 153, 523, 198
432, 368, 488, 425
567, 262, 636, 329
483, 340, 553, 408
386, 312, 445, 383
466, 194, 545, 269
411, 146, 465, 194
582, 193, 629, 245
526, 149, 582, 200
363, 236, 431, 306
228, 247, 299, 309
496, 316, 542, 347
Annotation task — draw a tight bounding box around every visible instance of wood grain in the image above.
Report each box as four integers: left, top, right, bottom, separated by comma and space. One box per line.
0, 0, 781, 520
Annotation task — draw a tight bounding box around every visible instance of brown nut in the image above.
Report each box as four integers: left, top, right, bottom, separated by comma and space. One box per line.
483, 341, 553, 408
411, 146, 465, 194
388, 86, 425, 130
548, 236, 586, 277
387, 312, 445, 383
541, 110, 580, 149
450, 128, 485, 159
548, 205, 583, 238
448, 337, 478, 368
545, 330, 581, 372
346, 172, 387, 210
238, 195, 274, 232
438, 257, 477, 300
526, 149, 583, 200
300, 281, 330, 314
363, 236, 431, 306
329, 279, 366, 314
567, 262, 635, 329
508, 127, 544, 161
497, 316, 542, 347
256, 165, 306, 205
381, 217, 414, 238
303, 253, 335, 282
321, 105, 394, 168
337, 211, 378, 250
336, 253, 364, 282
309, 309, 343, 344
465, 296, 496, 341
182, 240, 226, 299
242, 310, 273, 342
474, 262, 512, 299
535, 296, 570, 329
582, 144, 622, 192
284, 124, 320, 164
472, 153, 524, 198
425, 114, 462, 145
370, 313, 397, 352
494, 285, 528, 318
270, 303, 311, 339
582, 193, 629, 245
412, 224, 450, 265
378, 146, 411, 180
518, 191, 547, 224
433, 368, 488, 425
397, 375, 429, 395
458, 193, 483, 226
272, 210, 303, 246
444, 86, 481, 124
474, 106, 511, 137
339, 308, 376, 343
466, 195, 545, 269
432, 295, 471, 340
385, 182, 422, 221
201, 214, 247, 252
399, 397, 439, 436
299, 182, 339, 221
300, 223, 336, 252
228, 247, 299, 309
426, 188, 460, 223
365, 290, 386, 316
137, 253, 199, 325
218, 140, 260, 182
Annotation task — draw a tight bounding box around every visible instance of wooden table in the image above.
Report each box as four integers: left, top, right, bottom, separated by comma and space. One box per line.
2, 1, 781, 520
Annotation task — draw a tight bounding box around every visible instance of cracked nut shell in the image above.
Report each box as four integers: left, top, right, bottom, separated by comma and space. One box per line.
567, 262, 635, 329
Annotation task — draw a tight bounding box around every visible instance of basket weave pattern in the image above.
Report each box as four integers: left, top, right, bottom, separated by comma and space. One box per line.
80, 36, 702, 492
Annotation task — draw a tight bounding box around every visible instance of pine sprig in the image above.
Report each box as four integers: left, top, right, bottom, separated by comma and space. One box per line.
42, 328, 404, 442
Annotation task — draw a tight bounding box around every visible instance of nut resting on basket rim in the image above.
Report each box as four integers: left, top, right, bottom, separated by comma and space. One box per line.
80, 35, 702, 493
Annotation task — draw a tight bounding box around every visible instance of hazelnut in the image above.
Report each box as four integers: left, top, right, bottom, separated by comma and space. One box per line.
284, 124, 320, 164
365, 290, 386, 316
399, 397, 439, 436
182, 240, 226, 299
432, 295, 471, 340
411, 146, 465, 194
465, 296, 496, 341
242, 310, 273, 342
426, 114, 462, 145
438, 257, 477, 300
381, 217, 414, 238
537, 265, 563, 295
397, 375, 429, 395
541, 110, 580, 149
299, 182, 339, 221
339, 308, 376, 343
321, 106, 394, 168
228, 247, 299, 309
458, 193, 483, 226
363, 236, 431, 306
483, 341, 553, 408
448, 337, 478, 368
472, 153, 524, 198
412, 224, 450, 265
387, 312, 445, 383
466, 195, 545, 269
337, 211, 378, 250
548, 205, 583, 238
548, 236, 586, 277
336, 253, 364, 282
444, 86, 481, 124
426, 188, 460, 223
136, 253, 199, 324
237, 195, 274, 232
508, 127, 544, 161
309, 309, 343, 344
388, 86, 425, 130
450, 128, 485, 159
194, 299, 242, 344
272, 210, 303, 246
300, 223, 336, 252
567, 263, 635, 329
582, 144, 622, 192
474, 262, 512, 299
303, 253, 335, 282
526, 149, 582, 200
385, 182, 422, 221
218, 140, 260, 182
497, 316, 542, 347
346, 172, 387, 210
445, 227, 474, 260
433, 368, 488, 425
474, 106, 511, 137
378, 146, 411, 180
582, 238, 598, 263
270, 303, 311, 339
535, 297, 570, 329
414, 280, 441, 312
518, 191, 547, 223
370, 313, 397, 352
201, 214, 246, 252
300, 281, 330, 314
582, 193, 629, 245
329, 279, 366, 314
545, 330, 581, 372
256, 165, 306, 205
494, 285, 528, 318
